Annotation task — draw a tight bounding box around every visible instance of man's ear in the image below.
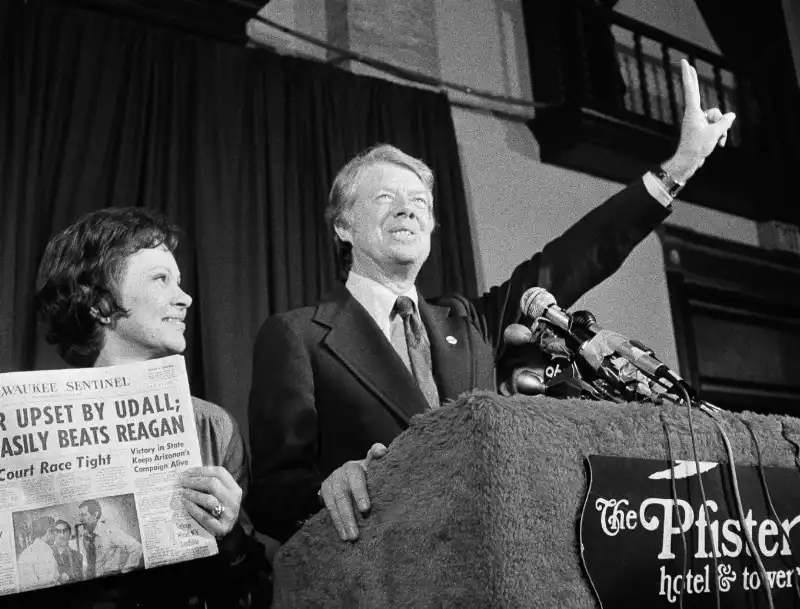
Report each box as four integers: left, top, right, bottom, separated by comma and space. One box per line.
334, 223, 352, 245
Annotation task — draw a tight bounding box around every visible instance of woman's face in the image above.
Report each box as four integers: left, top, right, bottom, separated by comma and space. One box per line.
100, 244, 192, 363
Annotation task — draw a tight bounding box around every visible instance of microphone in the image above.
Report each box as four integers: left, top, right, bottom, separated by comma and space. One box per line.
500, 323, 547, 397
521, 287, 573, 330
520, 287, 695, 398
503, 323, 534, 346
630, 339, 656, 357
519, 289, 631, 398
519, 288, 586, 349
580, 327, 696, 399
571, 310, 600, 342
501, 323, 576, 397
505, 320, 575, 359
520, 287, 603, 342
500, 368, 546, 397
521, 286, 662, 373
574, 316, 663, 368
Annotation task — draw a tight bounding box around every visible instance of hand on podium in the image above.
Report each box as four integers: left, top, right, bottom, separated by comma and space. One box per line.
319, 443, 388, 541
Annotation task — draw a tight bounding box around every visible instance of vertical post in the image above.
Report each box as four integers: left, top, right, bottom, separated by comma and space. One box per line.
622, 49, 635, 112
573, 3, 591, 104
661, 44, 678, 125
634, 33, 651, 118
713, 65, 727, 113
735, 73, 749, 148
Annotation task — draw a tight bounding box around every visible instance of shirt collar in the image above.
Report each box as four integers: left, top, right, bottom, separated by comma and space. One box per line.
345, 271, 418, 336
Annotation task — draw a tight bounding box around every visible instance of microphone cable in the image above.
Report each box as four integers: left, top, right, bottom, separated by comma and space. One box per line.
641, 370, 779, 607
525, 287, 778, 605
681, 384, 722, 609
697, 398, 775, 609
743, 420, 800, 602
660, 412, 689, 609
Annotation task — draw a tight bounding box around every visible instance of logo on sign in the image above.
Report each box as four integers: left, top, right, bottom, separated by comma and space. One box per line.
581, 456, 800, 607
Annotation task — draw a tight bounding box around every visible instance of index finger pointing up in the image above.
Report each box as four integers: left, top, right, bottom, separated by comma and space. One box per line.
681, 59, 702, 112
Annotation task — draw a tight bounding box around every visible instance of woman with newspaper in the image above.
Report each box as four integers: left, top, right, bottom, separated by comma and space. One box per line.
9, 208, 270, 608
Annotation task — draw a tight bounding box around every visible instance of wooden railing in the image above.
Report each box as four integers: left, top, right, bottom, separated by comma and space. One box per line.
613, 27, 741, 146
525, 0, 759, 148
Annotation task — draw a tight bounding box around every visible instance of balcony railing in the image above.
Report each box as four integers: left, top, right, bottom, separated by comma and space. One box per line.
522, 0, 800, 224
611, 23, 743, 146
615, 41, 741, 146
525, 0, 762, 150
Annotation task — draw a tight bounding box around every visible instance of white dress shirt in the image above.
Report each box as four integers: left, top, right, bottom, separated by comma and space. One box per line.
345, 271, 419, 340
642, 172, 676, 208
17, 536, 59, 591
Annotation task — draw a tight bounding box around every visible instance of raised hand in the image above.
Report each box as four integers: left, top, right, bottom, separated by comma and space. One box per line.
669, 59, 736, 180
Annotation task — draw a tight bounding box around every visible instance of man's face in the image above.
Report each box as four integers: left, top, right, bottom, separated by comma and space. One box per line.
54, 524, 70, 549
78, 506, 97, 528
336, 162, 434, 278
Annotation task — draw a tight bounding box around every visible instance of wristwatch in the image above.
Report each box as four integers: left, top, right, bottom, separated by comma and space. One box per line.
652, 166, 686, 198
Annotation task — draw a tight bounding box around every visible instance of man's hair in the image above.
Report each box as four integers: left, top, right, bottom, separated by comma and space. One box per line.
78, 499, 102, 520
54, 519, 72, 535
324, 144, 435, 276
35, 207, 180, 367
32, 516, 55, 539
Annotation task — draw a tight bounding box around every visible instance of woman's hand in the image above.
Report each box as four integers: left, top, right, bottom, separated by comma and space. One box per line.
179, 466, 242, 539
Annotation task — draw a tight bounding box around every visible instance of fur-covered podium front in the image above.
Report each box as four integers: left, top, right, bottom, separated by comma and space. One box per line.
272, 391, 800, 608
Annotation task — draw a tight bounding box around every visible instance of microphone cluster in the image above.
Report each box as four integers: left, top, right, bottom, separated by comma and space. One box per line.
504, 286, 705, 405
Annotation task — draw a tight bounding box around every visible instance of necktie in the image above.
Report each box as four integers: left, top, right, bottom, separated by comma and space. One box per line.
393, 296, 440, 410
83, 531, 96, 578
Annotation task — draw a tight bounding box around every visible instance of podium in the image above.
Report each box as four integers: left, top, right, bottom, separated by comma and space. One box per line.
271, 391, 800, 608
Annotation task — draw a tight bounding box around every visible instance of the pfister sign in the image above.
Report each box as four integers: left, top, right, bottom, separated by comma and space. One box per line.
581, 455, 800, 608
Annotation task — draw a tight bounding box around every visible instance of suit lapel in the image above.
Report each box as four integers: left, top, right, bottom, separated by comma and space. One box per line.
418, 299, 473, 401
314, 284, 428, 424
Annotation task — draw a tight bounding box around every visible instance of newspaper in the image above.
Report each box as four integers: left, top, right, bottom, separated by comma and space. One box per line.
0, 355, 218, 596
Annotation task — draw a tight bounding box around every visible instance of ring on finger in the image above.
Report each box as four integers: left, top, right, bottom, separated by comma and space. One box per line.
211, 503, 225, 519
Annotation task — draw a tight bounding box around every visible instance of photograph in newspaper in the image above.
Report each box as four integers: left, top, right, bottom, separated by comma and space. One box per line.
13, 493, 144, 592
0, 356, 218, 597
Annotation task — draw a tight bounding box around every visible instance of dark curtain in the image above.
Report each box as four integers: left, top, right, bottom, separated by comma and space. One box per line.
0, 0, 477, 439
524, 0, 625, 113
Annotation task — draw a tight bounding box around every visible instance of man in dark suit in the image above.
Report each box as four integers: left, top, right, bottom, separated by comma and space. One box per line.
52, 520, 83, 584
247, 60, 735, 544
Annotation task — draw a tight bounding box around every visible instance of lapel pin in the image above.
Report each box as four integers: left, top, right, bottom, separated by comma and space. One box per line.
446, 336, 457, 345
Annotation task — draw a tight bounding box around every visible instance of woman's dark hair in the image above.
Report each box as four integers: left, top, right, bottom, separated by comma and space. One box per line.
35, 207, 180, 367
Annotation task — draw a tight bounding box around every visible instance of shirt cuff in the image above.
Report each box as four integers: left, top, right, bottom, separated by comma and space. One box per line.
642, 172, 675, 209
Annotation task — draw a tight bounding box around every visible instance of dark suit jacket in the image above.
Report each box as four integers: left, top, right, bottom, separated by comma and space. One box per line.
247, 179, 670, 542
53, 546, 83, 583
